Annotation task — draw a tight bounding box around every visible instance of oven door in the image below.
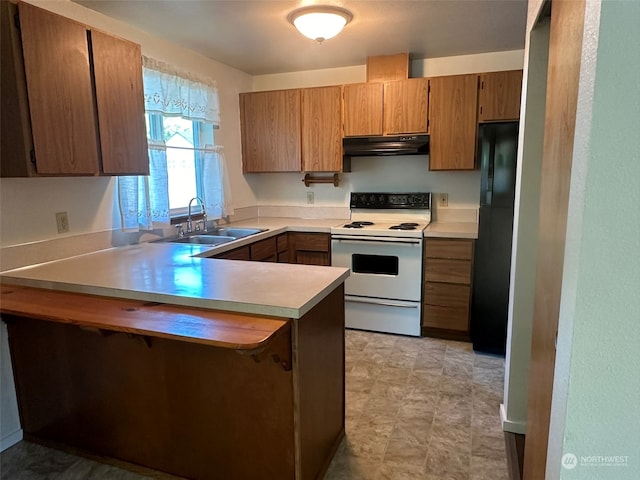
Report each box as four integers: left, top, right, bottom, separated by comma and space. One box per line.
331, 235, 423, 301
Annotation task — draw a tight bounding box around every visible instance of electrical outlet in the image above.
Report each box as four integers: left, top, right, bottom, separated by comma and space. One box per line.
438, 193, 449, 207
306, 192, 314, 204
55, 211, 69, 234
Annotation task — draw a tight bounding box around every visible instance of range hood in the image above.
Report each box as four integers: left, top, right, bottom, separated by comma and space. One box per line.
343, 135, 429, 157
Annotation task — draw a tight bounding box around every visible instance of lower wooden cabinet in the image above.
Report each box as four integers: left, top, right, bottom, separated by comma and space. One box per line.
212, 232, 330, 266
422, 238, 474, 339
289, 233, 331, 266
250, 236, 277, 262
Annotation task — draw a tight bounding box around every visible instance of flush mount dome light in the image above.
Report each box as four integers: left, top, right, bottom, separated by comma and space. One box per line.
287, 6, 353, 43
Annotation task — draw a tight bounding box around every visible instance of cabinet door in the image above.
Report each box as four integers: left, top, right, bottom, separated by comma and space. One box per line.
428, 74, 479, 170
91, 30, 149, 175
276, 234, 291, 263
240, 90, 301, 173
478, 70, 523, 122
383, 78, 428, 135
250, 237, 278, 262
342, 83, 383, 136
290, 233, 330, 266
1, 2, 34, 177
301, 86, 342, 172
18, 2, 99, 175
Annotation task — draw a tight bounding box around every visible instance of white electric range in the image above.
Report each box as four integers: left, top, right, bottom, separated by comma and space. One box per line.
330, 192, 432, 336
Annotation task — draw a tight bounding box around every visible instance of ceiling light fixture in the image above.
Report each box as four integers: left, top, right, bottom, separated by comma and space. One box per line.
287, 6, 353, 43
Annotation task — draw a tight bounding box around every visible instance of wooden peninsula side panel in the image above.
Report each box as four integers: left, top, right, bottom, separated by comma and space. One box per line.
2, 284, 345, 479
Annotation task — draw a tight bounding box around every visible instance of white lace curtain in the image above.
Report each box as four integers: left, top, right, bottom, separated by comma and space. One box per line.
117, 57, 232, 231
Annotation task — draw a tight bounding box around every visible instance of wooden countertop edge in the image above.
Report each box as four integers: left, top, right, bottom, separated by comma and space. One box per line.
0, 284, 288, 350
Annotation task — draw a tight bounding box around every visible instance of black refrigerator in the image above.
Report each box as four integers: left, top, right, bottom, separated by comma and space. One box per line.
471, 122, 519, 355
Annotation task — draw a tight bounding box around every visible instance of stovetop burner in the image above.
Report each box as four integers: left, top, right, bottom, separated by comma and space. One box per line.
389, 222, 419, 230
343, 221, 375, 228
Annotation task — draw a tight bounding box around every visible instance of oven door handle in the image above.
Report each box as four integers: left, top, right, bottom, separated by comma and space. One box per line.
345, 298, 420, 309
331, 236, 421, 245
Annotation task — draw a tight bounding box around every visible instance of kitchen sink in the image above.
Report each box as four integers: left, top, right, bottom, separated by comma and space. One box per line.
204, 227, 267, 239
170, 235, 236, 246
157, 227, 267, 246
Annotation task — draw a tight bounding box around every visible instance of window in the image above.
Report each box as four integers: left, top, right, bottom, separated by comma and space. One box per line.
118, 57, 230, 232
145, 114, 216, 216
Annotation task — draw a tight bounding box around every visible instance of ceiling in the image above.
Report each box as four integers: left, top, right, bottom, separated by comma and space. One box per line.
73, 0, 528, 76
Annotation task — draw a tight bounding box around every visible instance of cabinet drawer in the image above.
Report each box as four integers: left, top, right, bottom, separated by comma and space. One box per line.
291, 233, 330, 252
250, 237, 277, 262
424, 258, 471, 284
215, 246, 250, 260
425, 238, 473, 260
424, 282, 470, 308
422, 305, 469, 332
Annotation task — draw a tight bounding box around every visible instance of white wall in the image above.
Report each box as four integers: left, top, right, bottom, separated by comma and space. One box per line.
502, 12, 549, 434
547, 0, 640, 478
0, 0, 254, 248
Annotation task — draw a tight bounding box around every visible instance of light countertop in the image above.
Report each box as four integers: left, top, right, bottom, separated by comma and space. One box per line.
0, 216, 476, 320
425, 221, 478, 239
0, 241, 349, 319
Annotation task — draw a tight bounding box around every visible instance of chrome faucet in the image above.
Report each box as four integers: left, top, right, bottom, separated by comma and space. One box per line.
187, 196, 207, 233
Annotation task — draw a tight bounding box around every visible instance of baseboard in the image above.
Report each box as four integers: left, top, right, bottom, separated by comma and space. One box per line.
500, 403, 527, 434
1, 428, 23, 452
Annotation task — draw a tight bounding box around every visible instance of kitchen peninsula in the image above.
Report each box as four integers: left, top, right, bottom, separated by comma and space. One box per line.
0, 242, 349, 480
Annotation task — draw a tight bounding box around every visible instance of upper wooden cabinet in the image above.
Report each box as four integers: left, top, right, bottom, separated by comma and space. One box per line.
478, 70, 523, 122
342, 83, 383, 137
240, 89, 302, 173
241, 86, 344, 173
428, 74, 479, 170
342, 79, 428, 137
301, 86, 343, 172
91, 30, 148, 175
383, 78, 429, 135
0, 2, 148, 177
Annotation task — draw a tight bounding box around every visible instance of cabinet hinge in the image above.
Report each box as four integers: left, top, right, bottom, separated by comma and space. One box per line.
13, 12, 20, 30
30, 149, 36, 165
480, 80, 485, 90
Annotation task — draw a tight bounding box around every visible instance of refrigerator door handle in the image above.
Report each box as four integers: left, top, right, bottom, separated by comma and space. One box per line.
486, 130, 496, 206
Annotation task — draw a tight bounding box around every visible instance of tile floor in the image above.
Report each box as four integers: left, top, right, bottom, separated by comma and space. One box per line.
0, 330, 507, 479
